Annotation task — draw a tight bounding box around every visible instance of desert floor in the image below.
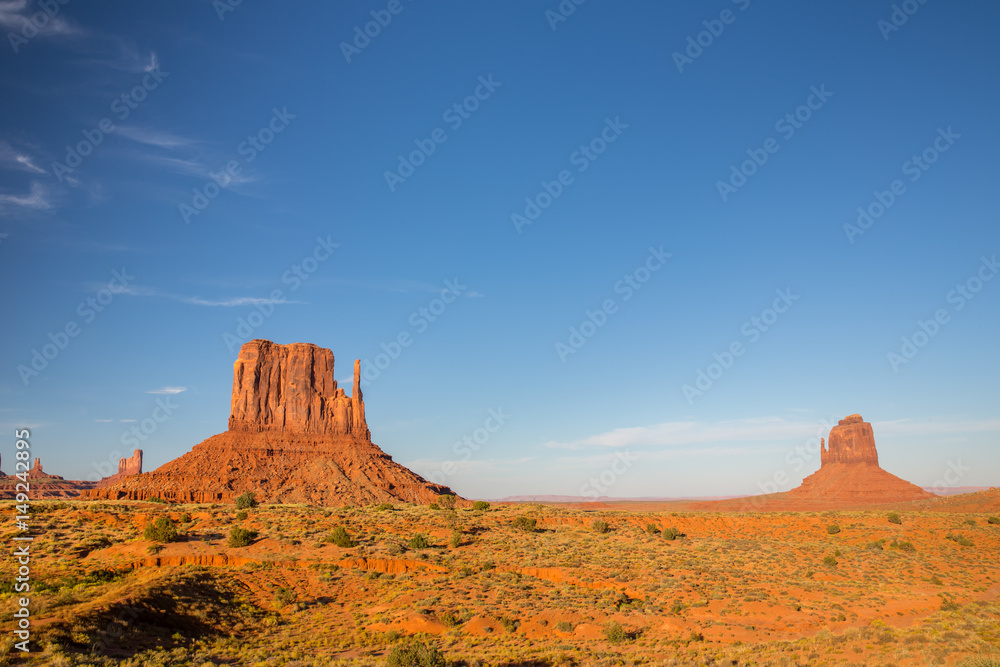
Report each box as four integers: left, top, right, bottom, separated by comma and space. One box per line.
2, 497, 1000, 666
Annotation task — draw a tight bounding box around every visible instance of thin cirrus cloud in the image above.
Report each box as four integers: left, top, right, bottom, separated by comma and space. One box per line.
0, 182, 52, 211
543, 416, 1000, 452
146, 386, 188, 395
116, 285, 304, 307
0, 141, 46, 174
0, 0, 83, 38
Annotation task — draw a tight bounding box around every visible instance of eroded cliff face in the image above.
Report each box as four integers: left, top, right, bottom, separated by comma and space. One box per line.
821, 414, 879, 466
87, 339, 449, 505
227, 340, 369, 440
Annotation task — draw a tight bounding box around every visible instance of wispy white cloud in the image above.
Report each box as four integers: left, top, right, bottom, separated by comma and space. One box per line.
94, 419, 114, 423
543, 416, 826, 451
0, 141, 46, 174
116, 126, 196, 150
118, 284, 303, 307
146, 386, 188, 395
0, 182, 51, 211
120, 419, 136, 423
0, 0, 83, 38
873, 418, 1000, 438
544, 415, 1000, 453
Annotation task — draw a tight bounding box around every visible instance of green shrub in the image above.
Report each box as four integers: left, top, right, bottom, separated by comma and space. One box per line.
556, 621, 574, 632
428, 503, 440, 510
143, 516, 178, 543
592, 520, 609, 534
987, 516, 1000, 525
327, 526, 355, 548
375, 503, 394, 511
499, 615, 519, 632
823, 554, 838, 567
179, 512, 192, 523
234, 492, 258, 510
228, 526, 257, 548
946, 533, 973, 547
512, 516, 536, 532
236, 510, 248, 521
472, 500, 490, 511
605, 621, 627, 644
385, 639, 446, 667
866, 541, 884, 551
887, 512, 902, 525
148, 497, 167, 504
688, 630, 704, 642
449, 530, 462, 548
408, 533, 430, 549
645, 523, 659, 534
965, 518, 977, 526
662, 527, 682, 541
891, 540, 916, 552
827, 524, 841, 535
437, 494, 456, 510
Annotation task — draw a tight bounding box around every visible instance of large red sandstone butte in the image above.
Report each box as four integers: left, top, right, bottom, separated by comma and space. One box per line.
87, 340, 455, 506
688, 414, 935, 511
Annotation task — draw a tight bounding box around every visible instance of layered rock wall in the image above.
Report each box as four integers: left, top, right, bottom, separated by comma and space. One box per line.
227, 340, 369, 439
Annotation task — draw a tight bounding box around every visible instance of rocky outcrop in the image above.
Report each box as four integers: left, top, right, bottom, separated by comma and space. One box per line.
28, 458, 61, 479
228, 340, 369, 439
786, 413, 932, 505
87, 339, 454, 506
0, 458, 97, 499
94, 450, 143, 488
821, 414, 878, 466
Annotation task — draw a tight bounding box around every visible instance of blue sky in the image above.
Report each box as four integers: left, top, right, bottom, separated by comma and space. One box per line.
1, 0, 998, 499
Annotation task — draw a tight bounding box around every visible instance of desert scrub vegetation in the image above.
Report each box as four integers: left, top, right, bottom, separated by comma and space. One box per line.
826, 524, 841, 534
386, 639, 446, 666
408, 533, 430, 549
234, 491, 259, 509
888, 512, 902, 524
326, 526, 356, 548
143, 516, 178, 543
662, 527, 683, 540
511, 516, 536, 532
472, 500, 490, 511
228, 526, 257, 547
591, 519, 610, 534
946, 533, 974, 547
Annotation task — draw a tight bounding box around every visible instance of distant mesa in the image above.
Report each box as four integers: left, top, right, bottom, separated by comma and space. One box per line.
87, 339, 456, 505
0, 457, 97, 499
94, 449, 143, 487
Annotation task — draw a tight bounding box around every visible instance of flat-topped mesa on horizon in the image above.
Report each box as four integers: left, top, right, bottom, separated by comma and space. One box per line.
820, 413, 879, 466
228, 339, 370, 440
